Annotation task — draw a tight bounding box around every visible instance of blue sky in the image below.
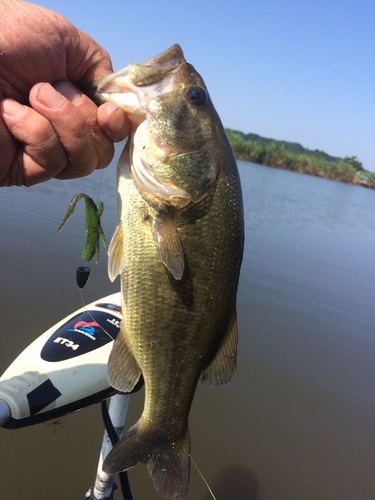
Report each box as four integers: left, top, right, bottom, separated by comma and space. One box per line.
34, 0, 374, 170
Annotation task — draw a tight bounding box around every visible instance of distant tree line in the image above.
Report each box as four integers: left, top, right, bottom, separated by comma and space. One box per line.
226, 128, 375, 189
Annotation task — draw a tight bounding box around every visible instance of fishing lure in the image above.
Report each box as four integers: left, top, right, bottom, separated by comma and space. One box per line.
57, 193, 107, 264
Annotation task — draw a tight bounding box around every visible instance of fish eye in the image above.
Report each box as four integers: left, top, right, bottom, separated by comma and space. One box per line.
187, 86, 207, 106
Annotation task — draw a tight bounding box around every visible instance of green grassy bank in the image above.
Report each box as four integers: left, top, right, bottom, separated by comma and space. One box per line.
226, 129, 375, 189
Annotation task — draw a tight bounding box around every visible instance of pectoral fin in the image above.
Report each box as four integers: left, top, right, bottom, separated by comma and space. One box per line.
149, 211, 184, 280
201, 308, 238, 387
107, 324, 142, 393
107, 222, 125, 282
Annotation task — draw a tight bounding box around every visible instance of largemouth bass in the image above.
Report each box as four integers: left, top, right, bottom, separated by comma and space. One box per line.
90, 44, 244, 499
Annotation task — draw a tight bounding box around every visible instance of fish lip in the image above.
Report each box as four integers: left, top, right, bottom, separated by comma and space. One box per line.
139, 44, 185, 68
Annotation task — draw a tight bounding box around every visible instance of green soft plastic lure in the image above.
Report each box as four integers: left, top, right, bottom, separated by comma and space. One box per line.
57, 193, 107, 264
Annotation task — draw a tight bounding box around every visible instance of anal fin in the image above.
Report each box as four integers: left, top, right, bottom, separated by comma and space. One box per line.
201, 308, 238, 387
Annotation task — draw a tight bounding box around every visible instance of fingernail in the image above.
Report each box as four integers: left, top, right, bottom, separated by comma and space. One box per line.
37, 83, 65, 108
53, 81, 82, 105
107, 106, 126, 133
2, 98, 26, 117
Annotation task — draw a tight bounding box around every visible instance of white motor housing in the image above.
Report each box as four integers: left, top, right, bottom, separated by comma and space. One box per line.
0, 293, 123, 429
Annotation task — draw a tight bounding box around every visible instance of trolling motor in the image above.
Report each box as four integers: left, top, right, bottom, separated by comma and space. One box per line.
0, 267, 141, 499
0, 268, 122, 428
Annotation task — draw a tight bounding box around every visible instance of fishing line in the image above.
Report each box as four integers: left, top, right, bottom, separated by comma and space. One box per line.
74, 165, 108, 337
190, 454, 217, 500
74, 168, 112, 339
75, 168, 114, 340
78, 289, 115, 341
76, 266, 115, 341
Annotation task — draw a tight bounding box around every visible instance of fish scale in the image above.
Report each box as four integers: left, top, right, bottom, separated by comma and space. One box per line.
118, 156, 241, 439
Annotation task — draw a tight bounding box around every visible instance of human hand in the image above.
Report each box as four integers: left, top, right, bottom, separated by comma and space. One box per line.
0, 0, 130, 187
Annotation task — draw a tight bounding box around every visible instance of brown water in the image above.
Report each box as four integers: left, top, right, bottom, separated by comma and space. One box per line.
1, 146, 375, 500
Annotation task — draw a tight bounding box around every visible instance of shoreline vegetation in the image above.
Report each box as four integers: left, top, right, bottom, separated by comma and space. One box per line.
226, 128, 375, 189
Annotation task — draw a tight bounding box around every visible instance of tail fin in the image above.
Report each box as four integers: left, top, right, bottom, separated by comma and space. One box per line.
102, 420, 191, 500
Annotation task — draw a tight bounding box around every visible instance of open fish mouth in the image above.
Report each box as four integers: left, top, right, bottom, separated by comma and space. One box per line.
90, 45, 186, 123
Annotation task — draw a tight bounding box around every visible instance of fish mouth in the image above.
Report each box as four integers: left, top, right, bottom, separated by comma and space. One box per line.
89, 44, 186, 123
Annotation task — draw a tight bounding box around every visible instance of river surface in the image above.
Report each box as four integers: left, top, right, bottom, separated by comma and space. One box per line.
1, 146, 375, 500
